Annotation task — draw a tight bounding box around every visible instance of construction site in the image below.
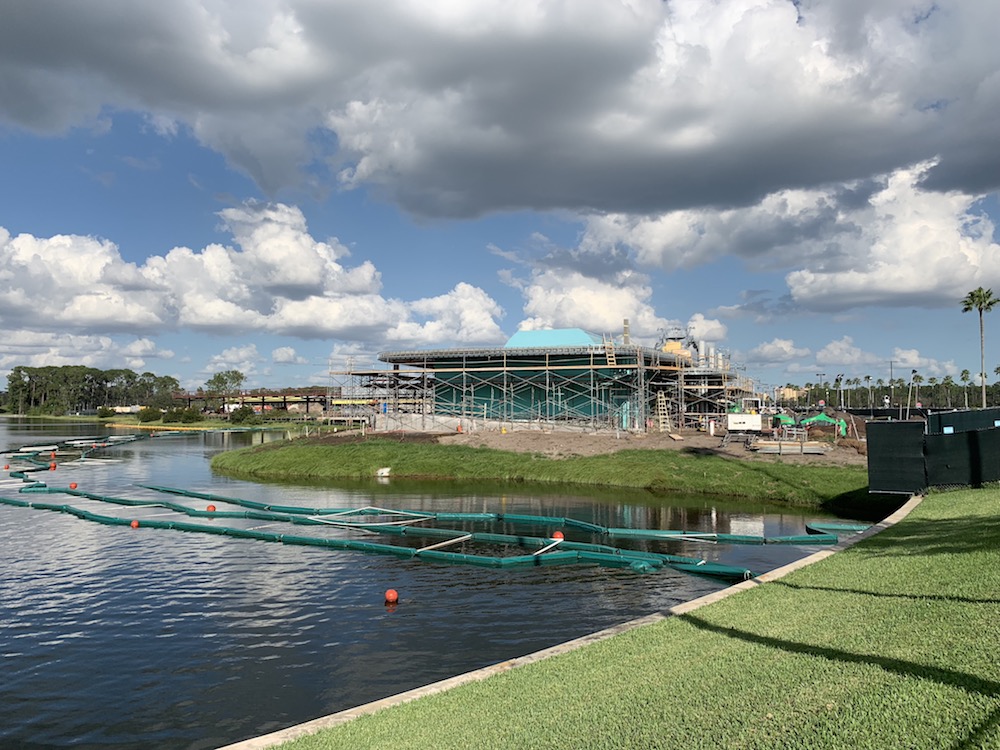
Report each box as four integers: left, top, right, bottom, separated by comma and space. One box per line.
326, 322, 760, 434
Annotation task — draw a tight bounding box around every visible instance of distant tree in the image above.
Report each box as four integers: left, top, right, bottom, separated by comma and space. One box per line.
205, 370, 246, 410
962, 287, 999, 408
941, 375, 954, 408
912, 373, 924, 407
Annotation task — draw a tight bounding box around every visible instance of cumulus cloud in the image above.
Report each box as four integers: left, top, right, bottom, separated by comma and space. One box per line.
2, 1, 998, 214
0, 202, 505, 348
816, 336, 882, 369
386, 283, 506, 348
0, 331, 174, 373
579, 161, 1000, 315
686, 313, 728, 343
272, 346, 307, 364
0, 229, 169, 333
206, 344, 262, 375
4, 0, 1000, 386
516, 268, 672, 340
746, 338, 810, 366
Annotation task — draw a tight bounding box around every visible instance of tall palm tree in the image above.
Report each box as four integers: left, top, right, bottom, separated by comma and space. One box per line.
942, 375, 954, 408
960, 369, 971, 408
962, 287, 999, 408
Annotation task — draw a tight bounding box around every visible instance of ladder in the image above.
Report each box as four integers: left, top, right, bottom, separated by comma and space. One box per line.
604, 336, 617, 367
655, 391, 672, 432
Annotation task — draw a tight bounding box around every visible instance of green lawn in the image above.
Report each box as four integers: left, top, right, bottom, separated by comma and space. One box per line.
211, 438, 870, 509
271, 487, 1000, 750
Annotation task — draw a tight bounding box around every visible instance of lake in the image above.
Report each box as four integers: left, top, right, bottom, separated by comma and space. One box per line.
0, 418, 855, 749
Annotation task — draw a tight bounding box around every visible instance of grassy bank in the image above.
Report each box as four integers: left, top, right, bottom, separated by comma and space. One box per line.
210, 438, 868, 508
270, 487, 1000, 750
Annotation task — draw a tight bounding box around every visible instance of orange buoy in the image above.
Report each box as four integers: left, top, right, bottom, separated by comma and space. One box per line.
3, 464, 8, 470
50, 451, 56, 459
384, 588, 399, 605
456, 424, 463, 433
206, 504, 217, 513
552, 530, 564, 540
130, 520, 140, 529
49, 462, 57, 470
69, 482, 78, 490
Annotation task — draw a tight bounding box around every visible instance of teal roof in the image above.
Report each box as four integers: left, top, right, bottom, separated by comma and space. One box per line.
504, 328, 603, 348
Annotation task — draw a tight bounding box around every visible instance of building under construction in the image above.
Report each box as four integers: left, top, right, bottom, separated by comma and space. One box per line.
328, 324, 758, 433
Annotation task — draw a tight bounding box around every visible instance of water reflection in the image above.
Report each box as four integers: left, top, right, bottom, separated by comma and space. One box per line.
0, 417, 849, 750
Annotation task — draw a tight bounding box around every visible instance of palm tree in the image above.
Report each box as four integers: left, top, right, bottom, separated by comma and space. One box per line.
961, 369, 971, 408
962, 287, 999, 408
942, 375, 954, 408
913, 374, 924, 406
927, 376, 938, 407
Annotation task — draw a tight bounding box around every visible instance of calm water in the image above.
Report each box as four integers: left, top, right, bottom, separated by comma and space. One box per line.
0, 419, 852, 749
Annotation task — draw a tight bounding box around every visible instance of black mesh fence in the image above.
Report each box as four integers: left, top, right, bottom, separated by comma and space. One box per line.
926, 408, 1000, 435
868, 418, 1000, 492
867, 421, 926, 494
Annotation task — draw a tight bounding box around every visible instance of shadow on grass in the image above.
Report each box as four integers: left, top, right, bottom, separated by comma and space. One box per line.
950, 705, 1000, 750
852, 514, 1000, 557
772, 580, 1000, 606
680, 612, 1000, 698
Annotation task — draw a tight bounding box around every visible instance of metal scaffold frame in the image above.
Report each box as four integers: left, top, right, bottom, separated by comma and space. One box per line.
325, 339, 757, 434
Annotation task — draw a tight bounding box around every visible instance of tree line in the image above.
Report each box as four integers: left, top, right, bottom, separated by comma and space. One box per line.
3, 366, 181, 415
785, 370, 1000, 411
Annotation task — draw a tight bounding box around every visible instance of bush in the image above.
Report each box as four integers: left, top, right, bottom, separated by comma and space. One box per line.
161, 408, 182, 424
136, 406, 162, 423
97, 406, 116, 419
229, 405, 261, 425
180, 408, 202, 423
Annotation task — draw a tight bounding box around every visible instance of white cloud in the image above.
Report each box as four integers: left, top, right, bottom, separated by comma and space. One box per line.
206, 344, 262, 375
517, 269, 672, 340
387, 283, 506, 347
2, 1, 997, 214
272, 346, 307, 364
0, 229, 167, 332
686, 313, 727, 343
0, 202, 503, 349
0, 331, 173, 375
746, 338, 811, 365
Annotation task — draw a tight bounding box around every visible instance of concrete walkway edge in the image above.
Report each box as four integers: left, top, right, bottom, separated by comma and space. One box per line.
217, 495, 922, 750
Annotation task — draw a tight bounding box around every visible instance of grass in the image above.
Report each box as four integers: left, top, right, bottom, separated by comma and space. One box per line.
210, 438, 869, 509
271, 487, 1000, 750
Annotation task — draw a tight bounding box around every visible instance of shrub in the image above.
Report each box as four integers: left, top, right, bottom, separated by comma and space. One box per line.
180, 408, 202, 423
161, 408, 183, 424
97, 406, 116, 419
229, 405, 260, 425
136, 406, 162, 423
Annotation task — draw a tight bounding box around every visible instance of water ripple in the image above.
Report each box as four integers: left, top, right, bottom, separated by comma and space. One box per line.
0, 420, 827, 749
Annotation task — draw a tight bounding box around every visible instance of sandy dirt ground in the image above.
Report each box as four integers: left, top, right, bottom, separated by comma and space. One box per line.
435, 427, 868, 467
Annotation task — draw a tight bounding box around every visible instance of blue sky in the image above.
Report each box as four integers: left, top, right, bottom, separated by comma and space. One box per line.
2, 0, 1000, 396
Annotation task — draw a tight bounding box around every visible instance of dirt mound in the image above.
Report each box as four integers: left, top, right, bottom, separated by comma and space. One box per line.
303, 427, 865, 467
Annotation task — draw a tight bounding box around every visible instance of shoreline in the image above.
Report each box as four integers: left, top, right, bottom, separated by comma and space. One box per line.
218, 495, 923, 750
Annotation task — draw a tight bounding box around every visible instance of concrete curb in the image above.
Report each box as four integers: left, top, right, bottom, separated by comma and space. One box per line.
217, 495, 923, 750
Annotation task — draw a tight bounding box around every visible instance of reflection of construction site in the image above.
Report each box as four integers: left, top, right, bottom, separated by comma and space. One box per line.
327, 324, 759, 433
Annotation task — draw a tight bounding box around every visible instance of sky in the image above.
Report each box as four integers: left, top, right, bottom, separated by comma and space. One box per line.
2, 0, 1000, 397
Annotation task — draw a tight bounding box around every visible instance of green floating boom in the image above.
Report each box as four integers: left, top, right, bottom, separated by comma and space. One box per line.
0, 491, 754, 581
140, 485, 859, 545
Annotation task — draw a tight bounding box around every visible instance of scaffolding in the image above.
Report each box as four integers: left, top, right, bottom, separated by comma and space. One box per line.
326, 334, 758, 434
